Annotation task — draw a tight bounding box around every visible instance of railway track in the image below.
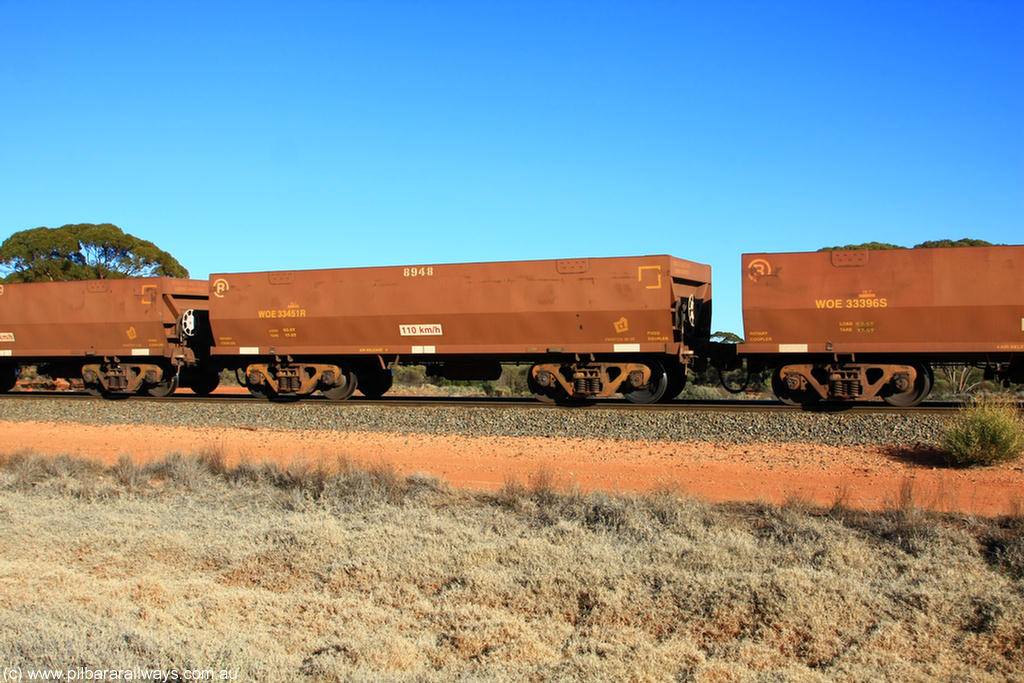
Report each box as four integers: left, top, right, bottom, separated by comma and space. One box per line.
0, 387, 968, 449
0, 389, 969, 415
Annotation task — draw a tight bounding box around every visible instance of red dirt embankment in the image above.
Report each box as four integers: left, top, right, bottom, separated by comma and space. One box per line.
2, 419, 1022, 516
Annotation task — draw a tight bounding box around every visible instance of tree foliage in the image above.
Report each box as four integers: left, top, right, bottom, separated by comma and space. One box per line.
710, 330, 744, 343
819, 241, 904, 251
820, 238, 998, 252
913, 238, 995, 249
0, 224, 188, 282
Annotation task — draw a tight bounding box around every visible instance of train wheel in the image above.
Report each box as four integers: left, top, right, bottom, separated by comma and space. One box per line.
624, 360, 669, 404
187, 370, 221, 396
145, 375, 179, 398
660, 364, 686, 403
0, 365, 17, 393
357, 369, 393, 399
321, 369, 358, 400
881, 364, 933, 407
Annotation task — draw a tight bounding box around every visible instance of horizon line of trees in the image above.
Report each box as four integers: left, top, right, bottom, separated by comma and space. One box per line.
819, 238, 1000, 251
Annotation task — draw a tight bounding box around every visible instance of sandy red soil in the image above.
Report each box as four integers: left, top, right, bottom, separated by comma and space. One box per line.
2, 416, 1023, 516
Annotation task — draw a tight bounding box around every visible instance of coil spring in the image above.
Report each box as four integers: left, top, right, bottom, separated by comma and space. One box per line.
277, 369, 301, 393
830, 379, 862, 398
574, 377, 602, 394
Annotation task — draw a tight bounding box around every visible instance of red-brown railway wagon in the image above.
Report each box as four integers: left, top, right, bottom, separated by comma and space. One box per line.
738, 245, 1024, 405
0, 278, 216, 396
209, 255, 712, 402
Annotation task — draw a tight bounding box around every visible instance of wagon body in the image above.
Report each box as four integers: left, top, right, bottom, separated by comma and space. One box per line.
737, 245, 1024, 405
209, 255, 712, 360
208, 255, 712, 401
739, 246, 1024, 358
0, 278, 209, 360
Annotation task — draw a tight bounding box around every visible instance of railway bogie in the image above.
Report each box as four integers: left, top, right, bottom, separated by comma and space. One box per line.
768, 361, 933, 407
82, 359, 174, 396
526, 356, 682, 404
236, 359, 358, 400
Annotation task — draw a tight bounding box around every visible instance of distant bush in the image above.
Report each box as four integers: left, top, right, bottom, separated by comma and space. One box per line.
679, 384, 724, 400
393, 365, 427, 387
392, 364, 531, 397
942, 400, 1024, 467
492, 364, 530, 396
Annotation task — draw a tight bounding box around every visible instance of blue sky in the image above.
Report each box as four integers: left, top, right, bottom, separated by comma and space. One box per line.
1, 1, 1021, 334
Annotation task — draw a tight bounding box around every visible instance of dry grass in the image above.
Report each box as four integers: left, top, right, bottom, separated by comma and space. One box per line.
0, 451, 1022, 682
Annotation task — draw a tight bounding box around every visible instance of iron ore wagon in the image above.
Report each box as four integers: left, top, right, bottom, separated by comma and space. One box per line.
208, 255, 713, 403
0, 278, 216, 396
738, 245, 1024, 406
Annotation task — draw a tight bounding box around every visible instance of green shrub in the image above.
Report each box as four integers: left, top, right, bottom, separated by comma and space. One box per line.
942, 400, 1024, 467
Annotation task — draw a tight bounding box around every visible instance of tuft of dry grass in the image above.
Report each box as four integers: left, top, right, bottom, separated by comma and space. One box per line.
495, 475, 528, 511
942, 399, 1024, 467
196, 446, 229, 476
0, 450, 1022, 682
527, 465, 559, 506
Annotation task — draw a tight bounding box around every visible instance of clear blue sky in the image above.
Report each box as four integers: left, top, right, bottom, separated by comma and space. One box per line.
2, 1, 1021, 334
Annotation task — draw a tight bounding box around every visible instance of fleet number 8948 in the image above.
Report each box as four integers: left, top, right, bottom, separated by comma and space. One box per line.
403, 267, 434, 277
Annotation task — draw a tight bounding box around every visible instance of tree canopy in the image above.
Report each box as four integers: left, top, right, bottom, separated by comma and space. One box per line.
0, 224, 188, 282
820, 238, 998, 251
913, 238, 996, 249
710, 331, 744, 343
819, 242, 904, 251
